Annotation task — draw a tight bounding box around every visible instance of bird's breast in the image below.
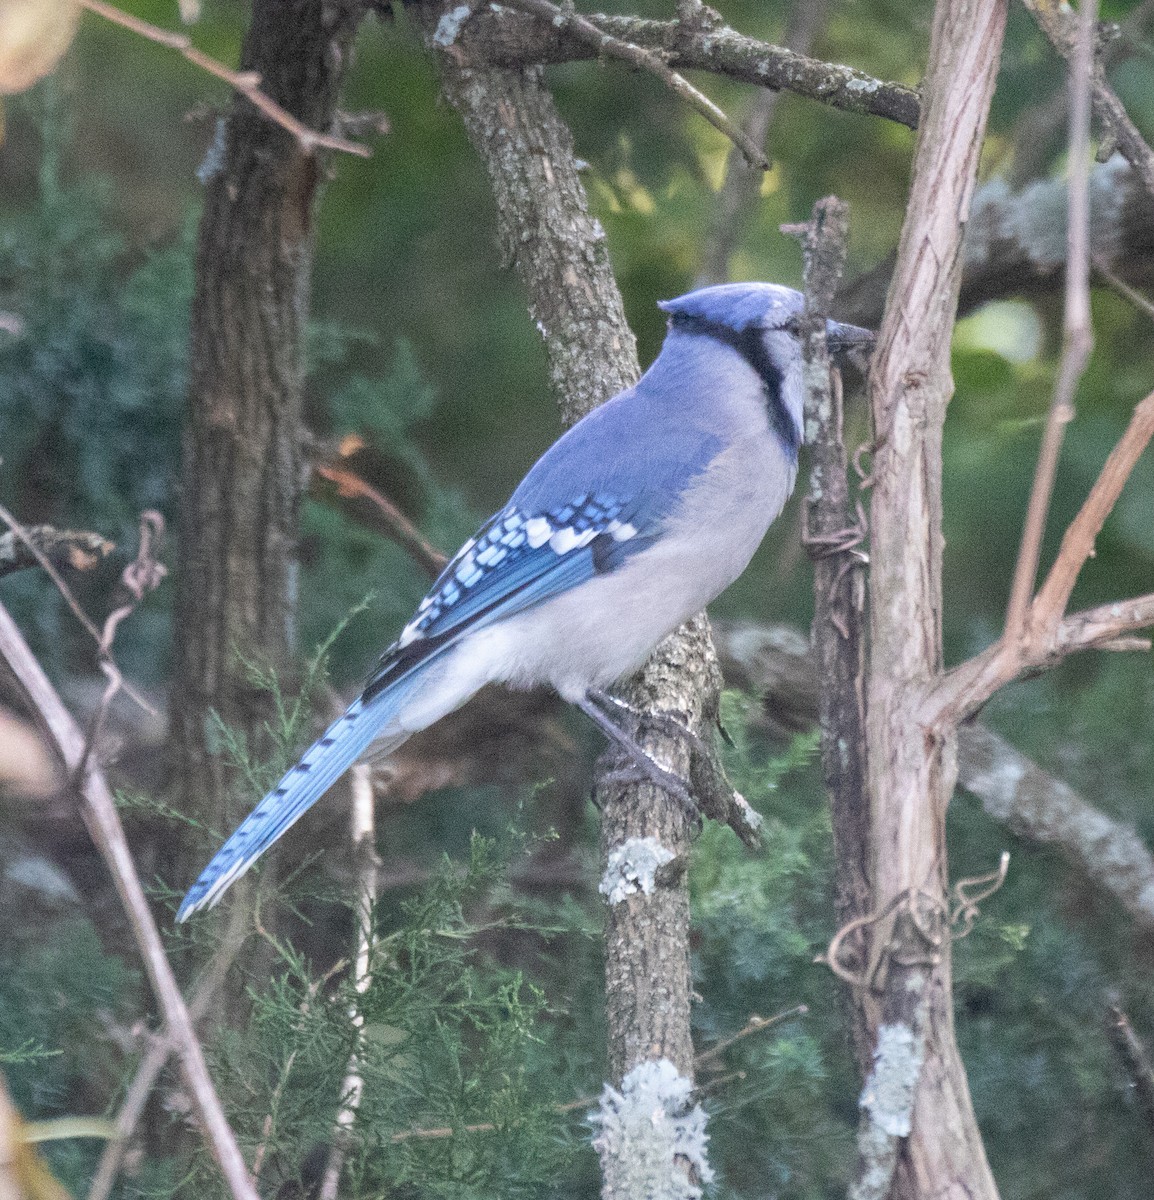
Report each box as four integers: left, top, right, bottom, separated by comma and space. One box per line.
472, 430, 797, 701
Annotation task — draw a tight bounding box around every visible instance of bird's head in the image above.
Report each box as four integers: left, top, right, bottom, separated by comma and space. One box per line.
657, 282, 873, 453
658, 281, 873, 356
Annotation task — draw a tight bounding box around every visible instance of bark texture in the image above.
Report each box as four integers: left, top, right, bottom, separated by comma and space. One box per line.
420, 4, 637, 423
456, 7, 920, 130
173, 0, 363, 850
862, 1, 1008, 1197
792, 199, 875, 1072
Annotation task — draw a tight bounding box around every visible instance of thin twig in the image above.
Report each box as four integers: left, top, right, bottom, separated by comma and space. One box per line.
1106, 1004, 1154, 1146
0, 603, 258, 1200
79, 0, 371, 158
465, 8, 920, 129
0, 502, 157, 718
313, 462, 448, 577
73, 513, 167, 788
697, 0, 830, 284
497, 0, 768, 169
695, 1006, 809, 1070
1023, 0, 1154, 201
87, 902, 250, 1200
1004, 0, 1097, 641
1056, 590, 1154, 653
1033, 391, 1154, 620
318, 763, 378, 1200
1094, 255, 1154, 323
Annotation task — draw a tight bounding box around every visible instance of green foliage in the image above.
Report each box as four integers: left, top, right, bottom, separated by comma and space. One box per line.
194, 834, 598, 1200
692, 699, 854, 1196
0, 912, 141, 1194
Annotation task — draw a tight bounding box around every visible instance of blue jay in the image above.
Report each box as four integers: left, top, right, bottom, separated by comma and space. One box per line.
177, 282, 871, 920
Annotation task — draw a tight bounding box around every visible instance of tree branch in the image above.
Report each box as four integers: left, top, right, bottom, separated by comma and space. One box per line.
714, 620, 1154, 933
80, 0, 372, 157
926, 389, 1154, 725
492, 0, 768, 168
786, 198, 875, 1065
1022, 0, 1154, 202
419, 5, 722, 1190
1005, 0, 1097, 642
699, 0, 830, 285
318, 763, 377, 1200
455, 6, 920, 130
0, 524, 113, 579
862, 0, 1008, 1195
0, 601, 258, 1200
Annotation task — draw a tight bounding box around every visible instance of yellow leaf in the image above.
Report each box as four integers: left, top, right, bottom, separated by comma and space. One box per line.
0, 0, 82, 95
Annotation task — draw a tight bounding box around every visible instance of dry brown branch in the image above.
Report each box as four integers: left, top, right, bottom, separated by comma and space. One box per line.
1022, 0, 1154, 201
0, 602, 258, 1200
1034, 389, 1154, 616
79, 0, 371, 157
1005, 0, 1097, 642
87, 902, 250, 1200
929, 390, 1154, 725
717, 620, 1154, 932
857, 0, 1009, 1192
492, 0, 767, 169
0, 524, 113, 579
461, 7, 920, 129
312, 460, 449, 577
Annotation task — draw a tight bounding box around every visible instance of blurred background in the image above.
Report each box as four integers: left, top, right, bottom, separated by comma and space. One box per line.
2, 1, 1154, 1196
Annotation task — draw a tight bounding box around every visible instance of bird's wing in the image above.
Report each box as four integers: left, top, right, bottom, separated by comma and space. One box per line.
364, 392, 726, 701
363, 491, 652, 701
178, 389, 725, 921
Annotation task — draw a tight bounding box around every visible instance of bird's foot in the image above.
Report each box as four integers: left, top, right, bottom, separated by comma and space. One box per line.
578, 691, 700, 822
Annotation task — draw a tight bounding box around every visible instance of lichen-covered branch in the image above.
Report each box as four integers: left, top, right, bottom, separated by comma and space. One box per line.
455, 6, 920, 131
839, 154, 1154, 327
0, 524, 113, 579
497, 0, 769, 168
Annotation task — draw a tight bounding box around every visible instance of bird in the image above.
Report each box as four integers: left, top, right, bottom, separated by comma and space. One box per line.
176, 282, 872, 921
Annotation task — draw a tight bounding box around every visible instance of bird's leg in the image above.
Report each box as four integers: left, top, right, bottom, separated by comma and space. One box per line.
576, 693, 697, 814
587, 688, 715, 763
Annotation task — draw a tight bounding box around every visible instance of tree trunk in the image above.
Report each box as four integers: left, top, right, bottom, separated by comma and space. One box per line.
856, 1, 1008, 1198
172, 0, 363, 870
419, 6, 720, 1191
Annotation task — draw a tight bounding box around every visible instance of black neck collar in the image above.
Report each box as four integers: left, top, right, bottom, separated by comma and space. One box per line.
669, 314, 800, 456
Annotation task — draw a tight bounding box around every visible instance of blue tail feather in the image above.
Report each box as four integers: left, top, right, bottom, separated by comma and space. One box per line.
175, 673, 423, 921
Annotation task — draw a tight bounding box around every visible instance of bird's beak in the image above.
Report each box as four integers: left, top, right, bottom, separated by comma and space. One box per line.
825, 319, 875, 353
825, 319, 875, 372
